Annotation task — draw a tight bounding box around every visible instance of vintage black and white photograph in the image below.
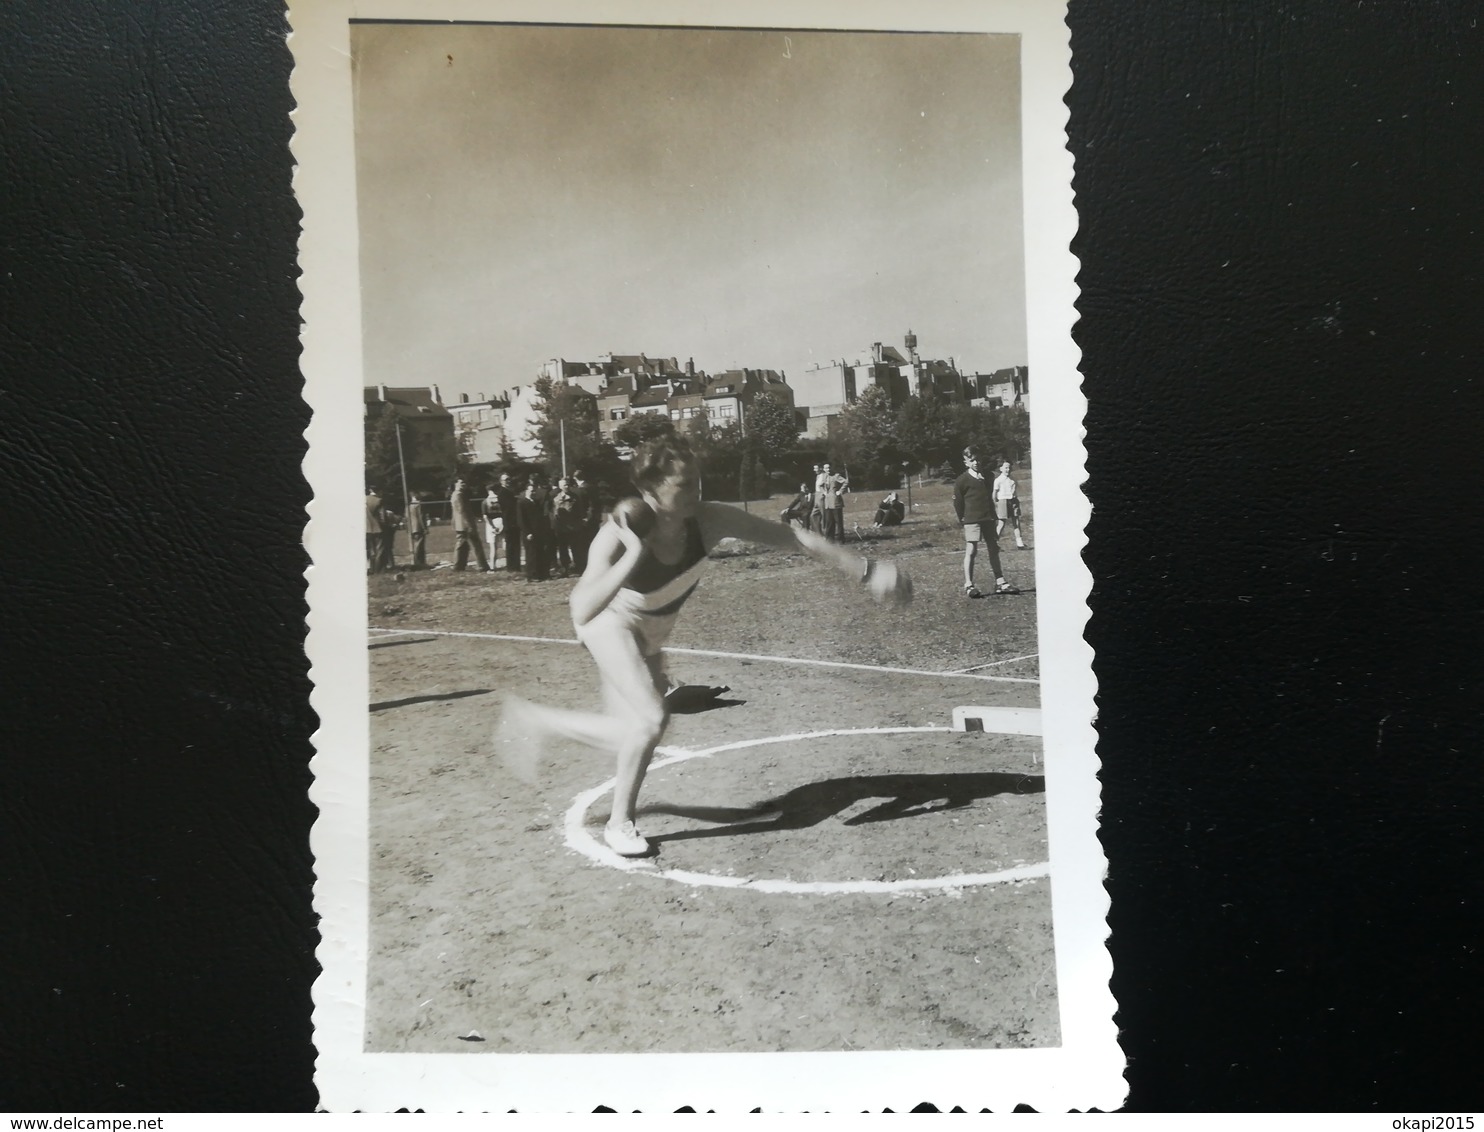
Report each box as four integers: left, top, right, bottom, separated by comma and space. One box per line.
297, 0, 1112, 1111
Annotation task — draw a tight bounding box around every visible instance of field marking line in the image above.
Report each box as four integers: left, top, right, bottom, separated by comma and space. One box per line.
946, 653, 1041, 673
367, 626, 1040, 684
369, 627, 578, 647
662, 645, 1039, 684
564, 727, 1050, 896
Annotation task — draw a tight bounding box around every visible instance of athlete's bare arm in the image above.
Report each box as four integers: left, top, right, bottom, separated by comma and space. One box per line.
569, 517, 644, 627
698, 502, 912, 605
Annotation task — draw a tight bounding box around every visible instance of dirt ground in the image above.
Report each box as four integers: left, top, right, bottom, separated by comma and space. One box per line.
364, 477, 1056, 1053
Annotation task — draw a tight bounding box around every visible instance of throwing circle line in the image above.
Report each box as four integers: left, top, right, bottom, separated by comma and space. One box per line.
563, 727, 1050, 895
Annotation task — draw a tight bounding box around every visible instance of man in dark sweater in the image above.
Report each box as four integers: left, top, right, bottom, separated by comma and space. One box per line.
952, 445, 1019, 598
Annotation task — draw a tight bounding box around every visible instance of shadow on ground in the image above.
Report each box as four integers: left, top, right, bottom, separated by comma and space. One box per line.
369, 635, 438, 650
370, 688, 492, 712
642, 771, 1044, 843
665, 684, 745, 714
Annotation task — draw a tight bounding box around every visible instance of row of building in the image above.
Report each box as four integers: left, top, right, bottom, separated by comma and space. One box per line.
365, 332, 1029, 469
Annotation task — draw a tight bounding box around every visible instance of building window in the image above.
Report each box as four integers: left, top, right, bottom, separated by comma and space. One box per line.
611, 409, 627, 420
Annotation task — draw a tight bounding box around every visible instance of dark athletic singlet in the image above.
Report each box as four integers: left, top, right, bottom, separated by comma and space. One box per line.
625, 517, 707, 612
573, 516, 710, 656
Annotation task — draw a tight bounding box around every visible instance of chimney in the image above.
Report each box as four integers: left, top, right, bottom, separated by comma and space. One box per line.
377, 384, 388, 401
431, 384, 442, 404
686, 357, 695, 377
873, 342, 883, 363
460, 393, 469, 404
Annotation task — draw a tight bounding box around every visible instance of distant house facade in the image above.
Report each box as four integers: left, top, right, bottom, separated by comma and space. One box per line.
791, 332, 1025, 433
793, 335, 964, 417
968, 365, 1030, 411
363, 384, 457, 482
449, 392, 513, 465
703, 368, 794, 430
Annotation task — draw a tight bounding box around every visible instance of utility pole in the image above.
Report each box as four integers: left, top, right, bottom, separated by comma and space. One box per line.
560, 418, 567, 477
393, 417, 412, 565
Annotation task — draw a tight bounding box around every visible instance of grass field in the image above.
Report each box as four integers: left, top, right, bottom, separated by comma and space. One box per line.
363, 475, 1054, 1053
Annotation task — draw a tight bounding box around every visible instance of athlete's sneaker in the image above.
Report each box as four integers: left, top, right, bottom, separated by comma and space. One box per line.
603, 821, 651, 857
964, 584, 985, 599
995, 581, 1021, 595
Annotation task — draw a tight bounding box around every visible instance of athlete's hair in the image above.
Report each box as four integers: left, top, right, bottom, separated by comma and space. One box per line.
632, 433, 698, 493
963, 445, 986, 463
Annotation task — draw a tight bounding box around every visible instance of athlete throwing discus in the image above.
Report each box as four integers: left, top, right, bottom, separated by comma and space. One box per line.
502, 435, 912, 858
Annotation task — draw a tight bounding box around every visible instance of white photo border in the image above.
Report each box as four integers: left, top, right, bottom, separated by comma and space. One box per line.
294, 0, 1118, 1111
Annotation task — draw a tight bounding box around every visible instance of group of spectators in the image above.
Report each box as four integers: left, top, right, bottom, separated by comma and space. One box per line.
366, 468, 604, 582
779, 462, 853, 541
453, 469, 603, 582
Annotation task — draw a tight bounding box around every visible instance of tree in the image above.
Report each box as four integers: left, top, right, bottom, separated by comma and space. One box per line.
834, 385, 901, 490
753, 456, 772, 501
738, 451, 758, 501
691, 418, 747, 500
952, 402, 1031, 468
528, 376, 606, 477
895, 394, 960, 477
364, 404, 403, 501
612, 413, 676, 450
363, 405, 453, 511
744, 391, 799, 462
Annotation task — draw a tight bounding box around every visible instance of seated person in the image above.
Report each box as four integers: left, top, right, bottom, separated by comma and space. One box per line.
780, 483, 813, 528
873, 492, 905, 527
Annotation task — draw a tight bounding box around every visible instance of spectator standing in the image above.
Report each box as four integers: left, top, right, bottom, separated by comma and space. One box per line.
377, 502, 400, 573
517, 474, 552, 582
833, 466, 850, 538
494, 470, 522, 574
365, 487, 386, 574
815, 463, 848, 542
808, 464, 823, 533
451, 475, 491, 572
952, 446, 1018, 598
570, 470, 599, 572
550, 476, 584, 577
993, 460, 1027, 548
407, 492, 428, 568
482, 483, 505, 568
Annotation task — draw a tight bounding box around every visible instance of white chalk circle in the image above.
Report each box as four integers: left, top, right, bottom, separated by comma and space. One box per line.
563, 726, 1050, 895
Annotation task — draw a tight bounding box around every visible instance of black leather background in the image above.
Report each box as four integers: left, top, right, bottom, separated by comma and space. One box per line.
2, 0, 1480, 1113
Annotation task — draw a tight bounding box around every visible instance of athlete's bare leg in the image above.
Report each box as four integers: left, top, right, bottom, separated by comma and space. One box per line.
585, 630, 669, 828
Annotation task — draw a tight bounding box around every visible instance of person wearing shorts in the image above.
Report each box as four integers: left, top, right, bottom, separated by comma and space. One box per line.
952, 446, 1018, 598
500, 435, 914, 859
994, 460, 1027, 548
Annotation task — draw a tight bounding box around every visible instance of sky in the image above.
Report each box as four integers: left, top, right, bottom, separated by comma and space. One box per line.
352, 22, 1026, 403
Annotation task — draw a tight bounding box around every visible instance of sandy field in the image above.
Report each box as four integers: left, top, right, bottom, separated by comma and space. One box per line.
364, 478, 1055, 1053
